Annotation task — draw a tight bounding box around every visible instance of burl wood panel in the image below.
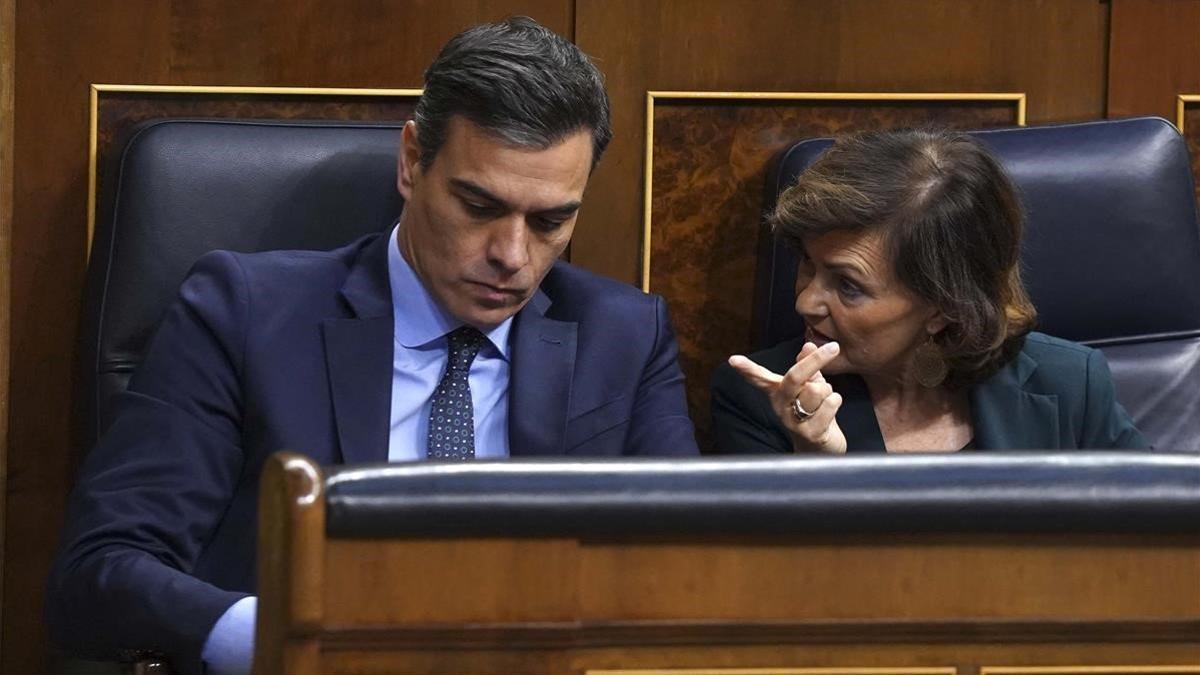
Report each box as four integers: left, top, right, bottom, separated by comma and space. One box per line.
5, 2, 571, 672
575, 0, 1109, 287
650, 100, 1017, 452
92, 90, 417, 252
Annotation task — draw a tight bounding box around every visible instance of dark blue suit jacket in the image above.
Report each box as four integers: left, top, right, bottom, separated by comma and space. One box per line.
711, 332, 1149, 452
48, 233, 698, 670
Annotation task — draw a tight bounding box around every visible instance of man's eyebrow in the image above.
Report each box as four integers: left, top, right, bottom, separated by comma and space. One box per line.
450, 178, 504, 205
449, 178, 582, 215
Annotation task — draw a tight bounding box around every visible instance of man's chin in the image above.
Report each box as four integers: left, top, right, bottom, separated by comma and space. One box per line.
459, 298, 528, 329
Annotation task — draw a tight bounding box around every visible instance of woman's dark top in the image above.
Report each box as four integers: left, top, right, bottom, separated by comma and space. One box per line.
711, 332, 1149, 453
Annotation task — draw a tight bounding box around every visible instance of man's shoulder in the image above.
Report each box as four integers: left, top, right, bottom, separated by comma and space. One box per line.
207, 234, 377, 278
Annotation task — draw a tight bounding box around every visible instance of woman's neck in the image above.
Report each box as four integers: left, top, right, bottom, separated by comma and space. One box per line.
862, 374, 972, 452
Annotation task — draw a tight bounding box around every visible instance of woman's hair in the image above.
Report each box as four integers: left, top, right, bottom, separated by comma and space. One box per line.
770, 128, 1037, 388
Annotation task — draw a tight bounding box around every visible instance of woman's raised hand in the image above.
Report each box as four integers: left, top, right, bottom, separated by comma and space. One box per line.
727, 341, 847, 454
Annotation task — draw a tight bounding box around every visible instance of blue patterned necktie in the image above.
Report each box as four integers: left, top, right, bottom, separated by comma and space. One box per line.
426, 326, 486, 460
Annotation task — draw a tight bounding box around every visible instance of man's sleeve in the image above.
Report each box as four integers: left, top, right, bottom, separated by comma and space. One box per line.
46, 251, 253, 670
624, 295, 700, 456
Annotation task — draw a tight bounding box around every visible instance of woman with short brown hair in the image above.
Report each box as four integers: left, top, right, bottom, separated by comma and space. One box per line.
712, 129, 1146, 452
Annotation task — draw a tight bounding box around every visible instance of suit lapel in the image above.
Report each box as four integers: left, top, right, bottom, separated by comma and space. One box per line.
970, 349, 1060, 449
830, 375, 887, 452
324, 234, 393, 465
508, 290, 577, 456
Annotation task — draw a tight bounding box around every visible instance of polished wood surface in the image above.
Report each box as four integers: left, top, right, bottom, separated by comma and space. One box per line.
3, 4, 570, 671
256, 453, 326, 675
574, 0, 1109, 286
0, 0, 14, 631
647, 97, 1018, 450
256, 457, 1200, 675
1108, 0, 1200, 120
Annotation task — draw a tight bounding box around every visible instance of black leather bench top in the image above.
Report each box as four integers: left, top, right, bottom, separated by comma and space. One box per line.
323, 452, 1200, 537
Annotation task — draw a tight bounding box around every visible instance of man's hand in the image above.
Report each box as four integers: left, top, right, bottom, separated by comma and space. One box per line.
728, 341, 847, 454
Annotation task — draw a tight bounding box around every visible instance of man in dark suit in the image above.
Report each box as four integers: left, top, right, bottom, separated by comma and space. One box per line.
48, 17, 698, 675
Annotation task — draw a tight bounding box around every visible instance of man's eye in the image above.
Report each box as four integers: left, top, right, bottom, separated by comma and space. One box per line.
463, 202, 496, 217
533, 216, 568, 232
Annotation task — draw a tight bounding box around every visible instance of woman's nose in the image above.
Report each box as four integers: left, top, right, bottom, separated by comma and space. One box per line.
794, 279, 828, 320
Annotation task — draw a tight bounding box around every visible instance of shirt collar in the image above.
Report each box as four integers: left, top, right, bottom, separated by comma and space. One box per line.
387, 224, 512, 359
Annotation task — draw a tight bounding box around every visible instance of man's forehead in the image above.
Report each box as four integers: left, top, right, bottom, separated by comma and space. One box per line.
434, 116, 592, 164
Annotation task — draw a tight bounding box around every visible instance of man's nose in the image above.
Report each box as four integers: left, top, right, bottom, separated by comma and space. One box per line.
487, 216, 531, 273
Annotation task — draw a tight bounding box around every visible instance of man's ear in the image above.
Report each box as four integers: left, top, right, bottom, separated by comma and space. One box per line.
397, 120, 422, 200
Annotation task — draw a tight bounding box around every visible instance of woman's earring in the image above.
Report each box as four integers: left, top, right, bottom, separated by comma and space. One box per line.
913, 337, 948, 388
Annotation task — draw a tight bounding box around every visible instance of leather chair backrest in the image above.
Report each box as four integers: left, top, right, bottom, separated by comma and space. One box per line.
756, 117, 1200, 450
81, 119, 404, 448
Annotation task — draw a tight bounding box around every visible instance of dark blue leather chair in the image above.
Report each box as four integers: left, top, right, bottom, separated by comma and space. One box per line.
80, 119, 404, 452
756, 117, 1200, 450
65, 118, 404, 674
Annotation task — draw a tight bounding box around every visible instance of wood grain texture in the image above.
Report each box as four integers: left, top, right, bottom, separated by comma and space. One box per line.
574, 0, 1109, 286
1108, 0, 1200, 120
255, 453, 326, 675
268, 527, 1200, 673
314, 644, 1200, 675
3, 3, 571, 672
0, 0, 13, 637
648, 99, 1018, 451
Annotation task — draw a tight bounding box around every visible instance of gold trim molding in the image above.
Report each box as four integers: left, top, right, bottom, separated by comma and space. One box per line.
588, 662, 955, 667
86, 83, 422, 260
979, 662, 1200, 667
1177, 94, 1200, 132
640, 91, 1028, 291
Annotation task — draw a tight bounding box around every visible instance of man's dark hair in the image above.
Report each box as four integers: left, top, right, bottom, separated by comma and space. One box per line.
413, 16, 612, 170
770, 128, 1038, 388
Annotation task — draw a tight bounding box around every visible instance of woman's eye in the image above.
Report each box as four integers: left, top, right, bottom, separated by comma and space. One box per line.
838, 277, 863, 298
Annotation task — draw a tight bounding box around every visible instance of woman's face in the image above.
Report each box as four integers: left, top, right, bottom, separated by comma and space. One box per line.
795, 229, 944, 382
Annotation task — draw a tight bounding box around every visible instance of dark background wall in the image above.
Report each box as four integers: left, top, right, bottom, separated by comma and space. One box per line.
4, 0, 1200, 670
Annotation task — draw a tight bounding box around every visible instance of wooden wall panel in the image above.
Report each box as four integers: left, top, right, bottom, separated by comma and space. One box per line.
574, 0, 1110, 287
1107, 0, 1200, 121
1108, 0, 1200, 214
3, 3, 571, 673
0, 0, 14, 638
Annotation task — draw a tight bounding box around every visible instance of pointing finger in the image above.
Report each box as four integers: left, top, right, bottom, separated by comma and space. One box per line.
781, 341, 840, 395
728, 355, 783, 393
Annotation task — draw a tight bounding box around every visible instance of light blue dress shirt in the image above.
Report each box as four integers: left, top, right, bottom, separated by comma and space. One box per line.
202, 225, 513, 673
386, 224, 512, 461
